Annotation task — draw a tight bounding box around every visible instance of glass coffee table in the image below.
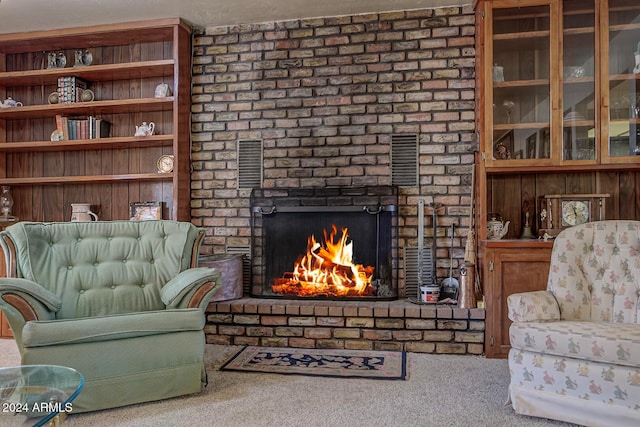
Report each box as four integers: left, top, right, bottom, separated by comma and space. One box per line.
0, 365, 84, 426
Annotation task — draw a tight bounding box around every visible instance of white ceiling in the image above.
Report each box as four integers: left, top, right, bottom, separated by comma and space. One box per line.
0, 0, 469, 35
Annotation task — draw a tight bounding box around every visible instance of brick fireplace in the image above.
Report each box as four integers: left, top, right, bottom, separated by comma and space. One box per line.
190, 5, 484, 354
250, 186, 398, 299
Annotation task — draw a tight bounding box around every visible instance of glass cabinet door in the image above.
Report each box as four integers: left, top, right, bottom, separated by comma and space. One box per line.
606, 0, 640, 160
562, 0, 597, 162
489, 4, 552, 164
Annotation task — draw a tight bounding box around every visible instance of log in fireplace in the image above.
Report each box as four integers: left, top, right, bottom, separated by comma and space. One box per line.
250, 187, 398, 300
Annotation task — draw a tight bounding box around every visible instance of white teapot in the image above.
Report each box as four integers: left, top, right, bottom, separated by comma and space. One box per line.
134, 121, 155, 137
0, 97, 23, 108
487, 212, 510, 240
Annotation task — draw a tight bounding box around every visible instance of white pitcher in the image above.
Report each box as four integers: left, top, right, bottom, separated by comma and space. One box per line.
71, 203, 98, 222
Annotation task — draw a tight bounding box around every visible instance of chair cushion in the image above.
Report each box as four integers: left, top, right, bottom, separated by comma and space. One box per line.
510, 320, 640, 368
21, 308, 205, 347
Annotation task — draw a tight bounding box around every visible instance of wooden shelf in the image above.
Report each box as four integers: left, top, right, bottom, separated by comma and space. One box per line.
609, 73, 640, 82
562, 120, 595, 127
0, 60, 175, 87
563, 27, 595, 36
0, 18, 186, 54
609, 23, 640, 32
0, 173, 173, 186
0, 135, 174, 152
493, 122, 550, 131
493, 79, 550, 88
0, 18, 192, 222
493, 30, 550, 41
0, 97, 174, 119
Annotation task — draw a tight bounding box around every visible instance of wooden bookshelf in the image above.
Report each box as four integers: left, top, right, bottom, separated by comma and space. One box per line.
0, 18, 192, 222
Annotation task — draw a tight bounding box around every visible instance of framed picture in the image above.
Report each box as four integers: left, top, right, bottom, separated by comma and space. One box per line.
130, 201, 162, 221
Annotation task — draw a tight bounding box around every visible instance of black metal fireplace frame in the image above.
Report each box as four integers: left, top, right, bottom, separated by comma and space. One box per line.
250, 187, 399, 300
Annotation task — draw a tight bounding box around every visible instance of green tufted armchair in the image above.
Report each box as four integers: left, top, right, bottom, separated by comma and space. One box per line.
0, 220, 221, 413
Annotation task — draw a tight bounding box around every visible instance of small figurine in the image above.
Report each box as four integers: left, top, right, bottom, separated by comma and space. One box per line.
47, 52, 57, 69
634, 41, 640, 74
56, 52, 66, 68
75, 49, 84, 66
495, 142, 512, 160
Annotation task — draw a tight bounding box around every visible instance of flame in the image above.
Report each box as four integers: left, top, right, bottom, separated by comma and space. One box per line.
272, 225, 375, 297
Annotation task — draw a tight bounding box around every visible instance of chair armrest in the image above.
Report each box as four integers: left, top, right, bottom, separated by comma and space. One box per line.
161, 267, 222, 310
507, 290, 561, 322
0, 278, 60, 348
0, 278, 61, 313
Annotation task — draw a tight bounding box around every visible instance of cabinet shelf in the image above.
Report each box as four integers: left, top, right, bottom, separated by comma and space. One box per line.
609, 23, 640, 32
493, 122, 549, 131
0, 60, 175, 87
493, 30, 550, 41
0, 173, 173, 186
563, 27, 595, 36
0, 135, 174, 152
0, 97, 173, 119
610, 73, 640, 82
562, 120, 595, 127
563, 77, 595, 84
493, 79, 550, 88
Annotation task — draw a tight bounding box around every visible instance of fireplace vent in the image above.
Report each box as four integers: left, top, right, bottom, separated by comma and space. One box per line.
403, 246, 433, 299
237, 139, 263, 189
390, 134, 418, 186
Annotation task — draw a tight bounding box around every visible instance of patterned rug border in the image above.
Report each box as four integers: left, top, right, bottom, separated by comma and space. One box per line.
219, 346, 407, 380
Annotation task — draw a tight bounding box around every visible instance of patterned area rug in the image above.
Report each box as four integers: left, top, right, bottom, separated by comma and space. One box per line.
220, 346, 407, 380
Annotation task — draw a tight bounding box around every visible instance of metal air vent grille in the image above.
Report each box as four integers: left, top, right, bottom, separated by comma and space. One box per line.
237, 139, 263, 189
391, 134, 418, 186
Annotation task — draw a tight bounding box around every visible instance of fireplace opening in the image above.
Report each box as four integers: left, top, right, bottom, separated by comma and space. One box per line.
250, 187, 398, 300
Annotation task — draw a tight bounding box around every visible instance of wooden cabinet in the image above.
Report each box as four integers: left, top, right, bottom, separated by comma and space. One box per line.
481, 242, 552, 358
476, 0, 640, 357
0, 18, 192, 222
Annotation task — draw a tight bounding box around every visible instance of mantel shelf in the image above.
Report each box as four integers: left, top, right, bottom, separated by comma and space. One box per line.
0, 135, 175, 152
0, 97, 174, 119
0, 173, 173, 186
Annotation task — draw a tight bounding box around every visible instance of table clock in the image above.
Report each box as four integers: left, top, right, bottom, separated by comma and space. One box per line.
538, 193, 610, 237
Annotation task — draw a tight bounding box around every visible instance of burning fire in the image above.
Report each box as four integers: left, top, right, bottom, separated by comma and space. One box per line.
272, 224, 375, 297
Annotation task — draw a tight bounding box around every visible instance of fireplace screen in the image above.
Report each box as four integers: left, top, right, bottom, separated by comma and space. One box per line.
251, 187, 398, 299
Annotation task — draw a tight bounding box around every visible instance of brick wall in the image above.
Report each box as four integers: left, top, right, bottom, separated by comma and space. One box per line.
190, 6, 477, 290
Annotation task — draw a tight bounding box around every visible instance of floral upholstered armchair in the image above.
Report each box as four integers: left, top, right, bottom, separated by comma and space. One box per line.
0, 221, 221, 413
506, 220, 640, 427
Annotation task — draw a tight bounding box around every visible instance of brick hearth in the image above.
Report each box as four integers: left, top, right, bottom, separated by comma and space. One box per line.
205, 298, 484, 354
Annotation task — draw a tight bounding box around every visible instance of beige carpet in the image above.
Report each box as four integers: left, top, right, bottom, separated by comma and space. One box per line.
0, 338, 581, 427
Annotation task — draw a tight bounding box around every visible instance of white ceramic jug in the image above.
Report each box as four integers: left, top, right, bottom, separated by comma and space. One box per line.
71, 203, 98, 222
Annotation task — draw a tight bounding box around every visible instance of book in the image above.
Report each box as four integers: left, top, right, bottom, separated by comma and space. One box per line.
56, 76, 90, 103
57, 115, 110, 140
